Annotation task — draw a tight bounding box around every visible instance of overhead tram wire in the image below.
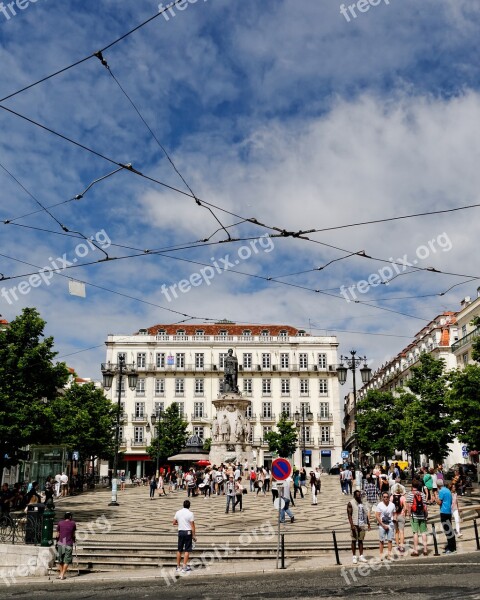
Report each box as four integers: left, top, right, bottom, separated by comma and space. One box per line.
0, 0, 192, 104
93, 53, 232, 242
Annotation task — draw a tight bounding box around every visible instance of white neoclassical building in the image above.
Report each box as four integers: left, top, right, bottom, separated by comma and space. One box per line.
102, 322, 343, 477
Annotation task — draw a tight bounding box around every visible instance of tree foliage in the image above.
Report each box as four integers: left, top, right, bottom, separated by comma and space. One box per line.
447, 364, 480, 451
356, 390, 400, 460
0, 308, 70, 482
397, 353, 455, 464
50, 382, 117, 463
146, 403, 189, 463
264, 413, 298, 458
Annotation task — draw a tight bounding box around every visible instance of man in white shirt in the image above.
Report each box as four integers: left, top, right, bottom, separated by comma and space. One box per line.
60, 473, 69, 497
234, 465, 241, 481
173, 500, 196, 573
375, 492, 396, 561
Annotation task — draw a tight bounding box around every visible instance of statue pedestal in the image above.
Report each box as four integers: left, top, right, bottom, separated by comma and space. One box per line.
209, 394, 253, 467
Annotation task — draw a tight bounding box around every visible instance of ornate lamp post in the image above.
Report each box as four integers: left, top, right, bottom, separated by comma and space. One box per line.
294, 407, 313, 467
337, 351, 371, 466
102, 356, 138, 506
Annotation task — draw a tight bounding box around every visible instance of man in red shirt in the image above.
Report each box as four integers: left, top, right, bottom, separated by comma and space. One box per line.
55, 512, 76, 579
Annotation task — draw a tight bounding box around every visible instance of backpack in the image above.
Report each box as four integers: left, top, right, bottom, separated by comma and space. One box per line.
250, 471, 256, 481
392, 494, 402, 513
411, 492, 425, 518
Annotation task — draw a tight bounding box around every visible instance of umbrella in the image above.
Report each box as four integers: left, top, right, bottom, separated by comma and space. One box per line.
195, 460, 211, 467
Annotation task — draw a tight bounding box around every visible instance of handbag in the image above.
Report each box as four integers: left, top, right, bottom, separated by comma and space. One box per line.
242, 488, 247, 495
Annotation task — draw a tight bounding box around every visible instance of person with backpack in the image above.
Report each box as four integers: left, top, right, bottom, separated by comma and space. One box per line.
406, 481, 428, 556
249, 468, 257, 493
390, 484, 406, 553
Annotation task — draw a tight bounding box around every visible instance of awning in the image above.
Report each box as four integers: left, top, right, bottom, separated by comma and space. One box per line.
123, 455, 152, 461
168, 452, 210, 461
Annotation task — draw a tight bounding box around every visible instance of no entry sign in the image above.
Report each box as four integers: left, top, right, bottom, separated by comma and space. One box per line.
272, 458, 292, 481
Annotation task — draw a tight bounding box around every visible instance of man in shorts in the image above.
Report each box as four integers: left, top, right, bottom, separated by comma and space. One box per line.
376, 492, 396, 560
347, 490, 370, 564
406, 481, 428, 556
173, 500, 196, 573
55, 512, 76, 579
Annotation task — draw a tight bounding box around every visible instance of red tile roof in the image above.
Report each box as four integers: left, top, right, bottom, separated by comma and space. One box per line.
145, 323, 304, 336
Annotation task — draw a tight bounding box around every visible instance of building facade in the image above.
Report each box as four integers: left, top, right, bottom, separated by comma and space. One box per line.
451, 290, 480, 368
103, 323, 343, 477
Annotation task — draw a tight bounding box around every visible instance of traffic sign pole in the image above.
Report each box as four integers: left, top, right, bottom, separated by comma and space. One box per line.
276, 483, 284, 569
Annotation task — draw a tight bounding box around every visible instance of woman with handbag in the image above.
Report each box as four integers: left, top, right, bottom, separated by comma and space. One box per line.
234, 477, 245, 512
310, 472, 318, 505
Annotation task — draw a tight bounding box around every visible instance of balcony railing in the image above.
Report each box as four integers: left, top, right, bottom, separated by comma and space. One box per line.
245, 413, 257, 420
319, 438, 334, 446
317, 413, 333, 422
452, 326, 480, 352
260, 414, 276, 422
131, 439, 146, 447
131, 414, 147, 422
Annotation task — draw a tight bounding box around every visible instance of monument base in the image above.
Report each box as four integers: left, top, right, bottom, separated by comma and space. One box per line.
209, 393, 253, 467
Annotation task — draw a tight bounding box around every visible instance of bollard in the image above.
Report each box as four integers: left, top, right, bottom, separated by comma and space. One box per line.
332, 531, 342, 565
280, 534, 286, 569
474, 520, 480, 551
431, 524, 440, 556
41, 500, 55, 547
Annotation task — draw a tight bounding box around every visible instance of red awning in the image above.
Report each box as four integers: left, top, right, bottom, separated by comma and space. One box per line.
123, 455, 152, 461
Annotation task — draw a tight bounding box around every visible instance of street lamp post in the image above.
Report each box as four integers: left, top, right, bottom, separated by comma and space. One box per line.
337, 351, 371, 467
102, 356, 138, 506
294, 407, 313, 468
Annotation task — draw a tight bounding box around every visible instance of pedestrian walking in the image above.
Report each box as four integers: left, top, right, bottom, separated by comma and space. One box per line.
271, 480, 279, 504
347, 490, 370, 564
280, 496, 295, 523
149, 476, 157, 500
55, 512, 76, 580
450, 484, 462, 537
406, 481, 428, 556
293, 470, 304, 499
310, 472, 318, 505
173, 500, 196, 573
158, 474, 167, 496
436, 480, 456, 554
264, 467, 271, 493
390, 483, 406, 553
234, 477, 244, 511
375, 492, 395, 561
225, 476, 236, 513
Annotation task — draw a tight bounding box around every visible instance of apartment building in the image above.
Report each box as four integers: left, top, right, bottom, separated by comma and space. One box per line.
451, 289, 480, 367
103, 323, 342, 477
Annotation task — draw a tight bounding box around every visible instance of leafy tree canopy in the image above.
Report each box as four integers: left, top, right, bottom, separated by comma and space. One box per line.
447, 364, 480, 451
264, 413, 298, 458
356, 389, 400, 460
146, 402, 189, 464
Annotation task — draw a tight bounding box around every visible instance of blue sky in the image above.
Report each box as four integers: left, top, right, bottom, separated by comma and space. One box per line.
1, 0, 480, 381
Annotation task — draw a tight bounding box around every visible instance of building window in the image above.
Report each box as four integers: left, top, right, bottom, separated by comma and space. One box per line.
281, 379, 290, 395
116, 377, 125, 397
118, 427, 124, 443
154, 401, 164, 416
261, 329, 269, 337
193, 426, 205, 439
155, 378, 165, 396
279, 330, 288, 338
300, 426, 311, 443
318, 353, 327, 369
243, 353, 252, 368
137, 352, 146, 368
462, 352, 469, 366
319, 402, 330, 418
195, 353, 204, 369
263, 426, 272, 437
300, 379, 309, 396
173, 402, 185, 418
117, 352, 126, 363
246, 404, 253, 418
280, 353, 289, 369
299, 353, 308, 369
299, 402, 311, 416
135, 378, 146, 396
176, 353, 185, 368
175, 378, 185, 396
219, 353, 227, 368
320, 426, 331, 442
219, 329, 228, 337
462, 325, 467, 337
134, 402, 145, 418
262, 379, 271, 396
134, 426, 144, 443
194, 402, 204, 418
298, 330, 306, 337
262, 402, 272, 418
219, 379, 225, 394
195, 330, 204, 337
156, 353, 165, 368
194, 378, 204, 396
281, 402, 291, 417
262, 353, 271, 369
243, 329, 252, 336
177, 329, 186, 336
243, 378, 253, 395
319, 379, 328, 395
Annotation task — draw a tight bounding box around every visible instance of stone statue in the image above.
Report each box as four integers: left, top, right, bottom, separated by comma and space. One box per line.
235, 416, 244, 442
223, 348, 239, 393
245, 419, 252, 443
220, 414, 231, 442
212, 418, 220, 441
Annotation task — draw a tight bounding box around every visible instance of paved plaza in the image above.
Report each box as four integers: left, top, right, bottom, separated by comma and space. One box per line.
45, 474, 480, 577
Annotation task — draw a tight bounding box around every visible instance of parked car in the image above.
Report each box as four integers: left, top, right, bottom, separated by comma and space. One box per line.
329, 463, 341, 475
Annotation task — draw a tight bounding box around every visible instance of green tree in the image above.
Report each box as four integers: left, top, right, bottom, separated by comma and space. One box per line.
50, 382, 117, 469
264, 414, 298, 458
471, 316, 480, 363
397, 353, 454, 465
203, 438, 212, 452
146, 403, 189, 464
447, 364, 480, 451
356, 390, 400, 463
0, 308, 70, 483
